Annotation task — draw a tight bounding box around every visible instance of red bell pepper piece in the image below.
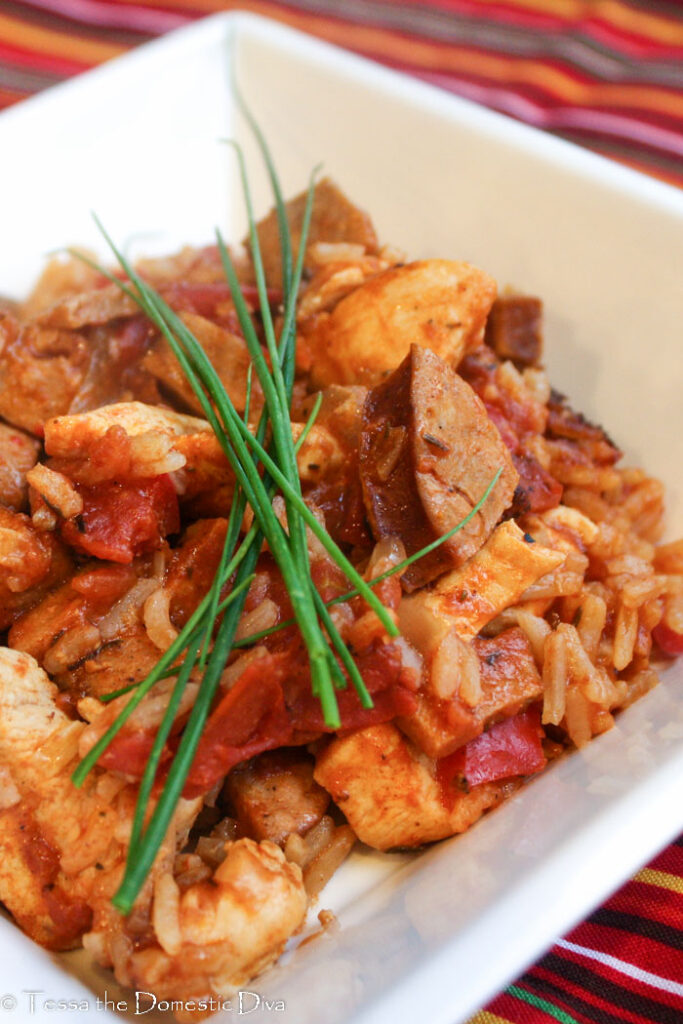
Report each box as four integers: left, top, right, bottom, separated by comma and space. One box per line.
438, 706, 546, 808
652, 621, 683, 656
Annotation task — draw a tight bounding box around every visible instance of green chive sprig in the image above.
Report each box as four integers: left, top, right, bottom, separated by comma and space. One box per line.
70, 114, 503, 914
70, 125, 397, 913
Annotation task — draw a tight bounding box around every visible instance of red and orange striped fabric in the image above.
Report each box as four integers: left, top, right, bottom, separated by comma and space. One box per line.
0, 4, 682, 1024
0, 0, 682, 185
470, 837, 683, 1024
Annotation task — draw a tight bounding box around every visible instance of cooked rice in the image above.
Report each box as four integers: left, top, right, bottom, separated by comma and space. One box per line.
143, 587, 179, 652
26, 463, 83, 519
302, 824, 356, 899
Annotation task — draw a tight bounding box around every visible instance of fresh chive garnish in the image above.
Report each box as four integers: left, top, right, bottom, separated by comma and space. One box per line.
71, 121, 398, 912
232, 467, 504, 649
96, 469, 503, 699
70, 113, 503, 914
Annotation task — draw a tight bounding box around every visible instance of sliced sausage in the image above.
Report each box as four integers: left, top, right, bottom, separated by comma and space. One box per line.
360, 345, 518, 589
254, 177, 378, 289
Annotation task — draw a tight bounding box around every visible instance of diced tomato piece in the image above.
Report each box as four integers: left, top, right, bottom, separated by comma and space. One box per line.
183, 655, 293, 798
284, 640, 417, 735
158, 281, 283, 332
62, 475, 179, 563
70, 564, 138, 603
239, 283, 284, 307
100, 640, 417, 797
97, 727, 164, 778
437, 706, 546, 808
652, 621, 683, 656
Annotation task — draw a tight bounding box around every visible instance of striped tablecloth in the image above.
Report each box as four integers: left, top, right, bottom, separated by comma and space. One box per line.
0, 3, 681, 1023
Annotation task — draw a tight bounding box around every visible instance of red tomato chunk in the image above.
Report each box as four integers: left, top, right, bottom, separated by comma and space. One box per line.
62, 475, 179, 563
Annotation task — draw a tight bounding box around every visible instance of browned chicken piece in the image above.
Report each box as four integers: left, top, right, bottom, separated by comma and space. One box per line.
518, 507, 593, 601
36, 283, 139, 330
473, 628, 544, 724
0, 421, 40, 510
20, 253, 102, 320
397, 627, 542, 759
0, 508, 72, 631
173, 431, 235, 517
225, 749, 330, 845
0, 646, 125, 950
398, 520, 566, 648
142, 312, 259, 416
8, 577, 89, 664
56, 626, 163, 702
305, 259, 497, 388
485, 294, 543, 368
0, 646, 200, 952
0, 317, 92, 435
360, 345, 518, 590
9, 558, 161, 691
255, 177, 378, 289
314, 723, 508, 850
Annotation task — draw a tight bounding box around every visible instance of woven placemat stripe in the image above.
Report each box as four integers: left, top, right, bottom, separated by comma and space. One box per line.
0, 1, 681, 186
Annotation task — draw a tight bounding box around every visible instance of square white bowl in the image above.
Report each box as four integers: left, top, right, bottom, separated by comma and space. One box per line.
0, 13, 682, 1024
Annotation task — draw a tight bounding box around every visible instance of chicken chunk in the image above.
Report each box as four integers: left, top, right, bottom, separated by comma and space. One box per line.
0, 647, 136, 949
397, 627, 542, 759
20, 254, 102, 320
44, 401, 208, 458
305, 259, 496, 388
225, 749, 330, 845
142, 312, 258, 416
0, 646, 307, 1007
0, 318, 92, 435
314, 723, 506, 850
0, 422, 40, 510
398, 519, 566, 647
360, 345, 517, 589
473, 628, 544, 726
518, 506, 594, 600
57, 625, 164, 701
0, 509, 72, 631
36, 283, 139, 330
87, 839, 306, 1020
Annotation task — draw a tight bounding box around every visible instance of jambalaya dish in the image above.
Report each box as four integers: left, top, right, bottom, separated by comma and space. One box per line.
0, 178, 681, 1019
